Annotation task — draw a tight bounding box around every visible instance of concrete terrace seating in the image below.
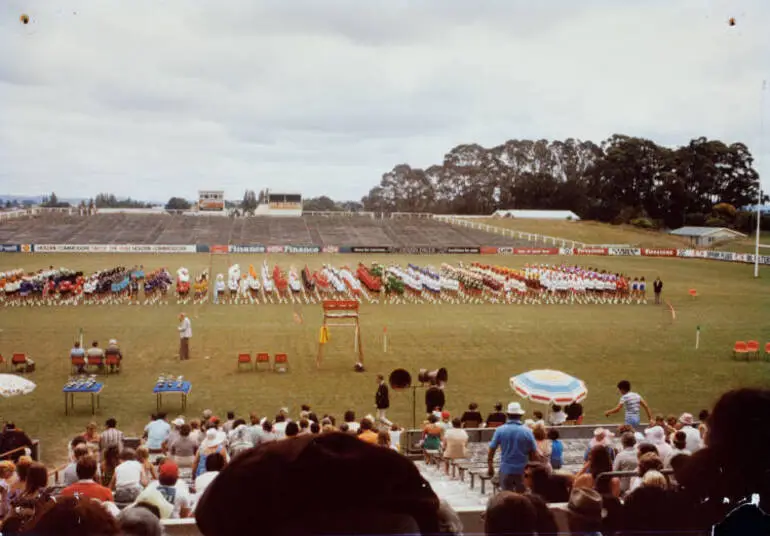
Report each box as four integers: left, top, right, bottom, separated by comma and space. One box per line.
0, 213, 538, 247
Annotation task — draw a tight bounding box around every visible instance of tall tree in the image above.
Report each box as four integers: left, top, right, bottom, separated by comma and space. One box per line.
241, 190, 258, 214
165, 197, 191, 210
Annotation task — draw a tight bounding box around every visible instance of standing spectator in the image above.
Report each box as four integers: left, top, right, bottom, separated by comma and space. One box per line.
86, 340, 105, 370
144, 413, 170, 453
548, 405, 567, 426
389, 424, 403, 453
63, 444, 90, 486
485, 402, 507, 429
604, 380, 653, 426
111, 448, 146, 503
105, 339, 122, 372
653, 276, 663, 305
548, 429, 563, 470
61, 456, 114, 502
676, 413, 703, 452
272, 414, 288, 438
375, 374, 391, 426
460, 402, 483, 428
99, 418, 124, 454
424, 385, 445, 415
101, 446, 120, 488
442, 418, 468, 462
177, 313, 192, 360
70, 341, 86, 373
488, 402, 538, 492
0, 422, 33, 462
532, 425, 551, 461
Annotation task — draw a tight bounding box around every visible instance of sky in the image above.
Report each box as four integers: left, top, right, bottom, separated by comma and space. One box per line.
1, 0, 769, 202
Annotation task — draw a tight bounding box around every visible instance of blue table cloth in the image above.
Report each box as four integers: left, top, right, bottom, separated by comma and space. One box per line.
63, 382, 104, 415
153, 381, 191, 394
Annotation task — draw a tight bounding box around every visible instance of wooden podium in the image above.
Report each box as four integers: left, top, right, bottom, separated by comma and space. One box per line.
316, 300, 364, 368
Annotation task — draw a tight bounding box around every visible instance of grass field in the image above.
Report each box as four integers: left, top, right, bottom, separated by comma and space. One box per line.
474, 218, 696, 248
1, 252, 769, 465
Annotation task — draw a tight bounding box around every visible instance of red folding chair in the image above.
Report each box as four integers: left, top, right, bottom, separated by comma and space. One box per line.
0, 354, 5, 370
71, 355, 86, 374
105, 354, 121, 373
255, 352, 271, 371
733, 341, 749, 360
237, 353, 253, 371
273, 353, 289, 372
764, 342, 770, 361
87, 353, 104, 372
746, 340, 760, 360
12, 353, 29, 373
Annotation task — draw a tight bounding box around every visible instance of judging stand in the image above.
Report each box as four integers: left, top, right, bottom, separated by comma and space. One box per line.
154, 380, 191, 412
62, 379, 104, 415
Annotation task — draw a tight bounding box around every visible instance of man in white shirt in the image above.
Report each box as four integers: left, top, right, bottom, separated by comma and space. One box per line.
178, 313, 192, 360
145, 413, 171, 452
272, 414, 288, 438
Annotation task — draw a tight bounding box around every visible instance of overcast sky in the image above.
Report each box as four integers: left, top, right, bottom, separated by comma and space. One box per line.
1, 0, 768, 202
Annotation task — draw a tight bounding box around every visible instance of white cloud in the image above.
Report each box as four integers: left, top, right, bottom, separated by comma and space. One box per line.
1, 0, 768, 201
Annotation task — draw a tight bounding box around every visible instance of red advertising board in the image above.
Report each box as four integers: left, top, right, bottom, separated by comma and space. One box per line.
641, 248, 677, 257
210, 245, 229, 254
480, 246, 499, 255
574, 248, 608, 256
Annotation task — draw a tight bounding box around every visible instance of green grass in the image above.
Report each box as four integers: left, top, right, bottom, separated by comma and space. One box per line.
473, 218, 693, 248
1, 253, 769, 466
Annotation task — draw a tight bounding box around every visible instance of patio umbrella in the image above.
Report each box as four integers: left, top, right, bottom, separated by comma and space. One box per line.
510, 369, 587, 405
0, 374, 37, 398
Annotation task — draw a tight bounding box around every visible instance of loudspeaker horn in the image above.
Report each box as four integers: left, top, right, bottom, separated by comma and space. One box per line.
389, 368, 412, 390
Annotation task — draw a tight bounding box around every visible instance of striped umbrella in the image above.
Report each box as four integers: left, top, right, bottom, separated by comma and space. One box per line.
510, 369, 587, 405
0, 374, 36, 398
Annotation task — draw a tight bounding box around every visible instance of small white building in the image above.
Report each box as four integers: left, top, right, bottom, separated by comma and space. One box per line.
492, 210, 580, 220
669, 226, 746, 246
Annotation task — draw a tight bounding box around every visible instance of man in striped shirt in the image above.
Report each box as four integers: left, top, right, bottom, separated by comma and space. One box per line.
604, 380, 652, 427
99, 417, 124, 453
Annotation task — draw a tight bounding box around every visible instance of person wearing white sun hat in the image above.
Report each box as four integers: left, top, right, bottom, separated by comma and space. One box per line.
487, 402, 538, 492
193, 428, 228, 483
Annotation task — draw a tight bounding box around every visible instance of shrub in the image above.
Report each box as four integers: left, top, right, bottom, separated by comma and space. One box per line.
704, 216, 727, 228
630, 217, 656, 229
712, 203, 737, 221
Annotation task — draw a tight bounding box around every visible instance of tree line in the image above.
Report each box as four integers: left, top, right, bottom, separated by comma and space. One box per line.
361, 135, 766, 231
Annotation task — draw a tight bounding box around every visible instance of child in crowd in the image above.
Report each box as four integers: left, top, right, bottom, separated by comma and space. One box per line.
548, 429, 563, 470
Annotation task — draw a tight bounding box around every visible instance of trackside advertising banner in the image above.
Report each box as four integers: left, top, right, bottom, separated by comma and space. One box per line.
498, 247, 559, 255
0, 244, 20, 253
641, 248, 677, 257
32, 244, 196, 253
608, 247, 641, 256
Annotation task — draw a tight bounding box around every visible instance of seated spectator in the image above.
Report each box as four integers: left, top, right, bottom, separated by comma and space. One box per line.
222, 411, 236, 434
18, 495, 120, 536
189, 419, 203, 445
63, 444, 90, 486
530, 411, 545, 427
105, 338, 122, 371
543, 472, 573, 503
66, 435, 87, 463
628, 452, 664, 494
86, 340, 104, 369
641, 469, 668, 490
442, 418, 469, 461
358, 419, 378, 444
548, 405, 567, 426
193, 428, 228, 481
339, 422, 350, 434
622, 485, 674, 535
460, 402, 483, 428
119, 506, 163, 536
144, 413, 170, 453
616, 423, 645, 444
548, 429, 563, 470
254, 420, 277, 446
526, 493, 559, 536
310, 422, 320, 434
576, 445, 620, 498
195, 433, 455, 536
584, 427, 615, 462
668, 452, 690, 489
422, 414, 444, 461
70, 341, 86, 373
0, 460, 15, 519
136, 446, 158, 483
564, 402, 583, 425
298, 418, 310, 435
698, 409, 709, 441
320, 418, 335, 434
644, 425, 673, 460
61, 456, 114, 502
439, 411, 453, 430
193, 451, 226, 503
376, 430, 391, 448
389, 424, 403, 452
285, 421, 300, 438
5, 462, 51, 531
83, 421, 100, 451
164, 417, 184, 451
150, 462, 191, 519
227, 420, 252, 457
524, 462, 551, 497
272, 414, 288, 438
613, 432, 638, 495
675, 412, 702, 452
532, 424, 551, 461
9, 455, 32, 501
343, 410, 360, 433
485, 402, 507, 428
665, 431, 691, 468
111, 448, 146, 503
563, 487, 605, 536
484, 491, 538, 535
0, 422, 33, 462
636, 441, 658, 458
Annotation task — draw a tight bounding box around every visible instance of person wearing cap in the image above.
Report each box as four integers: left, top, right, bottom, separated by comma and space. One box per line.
193, 429, 229, 481
674, 413, 702, 453
145, 462, 192, 519
488, 402, 538, 493
105, 339, 122, 372
178, 313, 192, 360
439, 411, 453, 430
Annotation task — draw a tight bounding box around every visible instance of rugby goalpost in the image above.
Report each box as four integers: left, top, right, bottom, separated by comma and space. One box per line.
316, 300, 364, 369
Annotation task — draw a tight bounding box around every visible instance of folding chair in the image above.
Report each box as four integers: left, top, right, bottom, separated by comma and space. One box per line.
87, 354, 104, 372
0, 354, 5, 371
12, 353, 28, 372
273, 353, 289, 372
746, 340, 760, 360
105, 354, 121, 373
765, 342, 770, 362
255, 352, 271, 371
71, 355, 86, 374
237, 353, 253, 371
732, 341, 749, 360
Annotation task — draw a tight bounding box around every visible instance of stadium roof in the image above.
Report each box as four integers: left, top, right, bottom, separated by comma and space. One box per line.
669, 226, 746, 238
